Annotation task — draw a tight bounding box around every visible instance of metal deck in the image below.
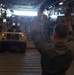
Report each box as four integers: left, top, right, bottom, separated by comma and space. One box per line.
0, 49, 73, 75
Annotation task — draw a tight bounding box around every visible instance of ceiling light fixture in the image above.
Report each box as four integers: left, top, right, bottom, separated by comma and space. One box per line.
59, 2, 63, 5
14, 11, 37, 16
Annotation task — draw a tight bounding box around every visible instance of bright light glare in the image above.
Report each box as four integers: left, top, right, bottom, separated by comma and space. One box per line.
50, 15, 57, 18
6, 9, 12, 17
14, 11, 37, 16
59, 2, 63, 5
43, 11, 48, 16
50, 15, 58, 21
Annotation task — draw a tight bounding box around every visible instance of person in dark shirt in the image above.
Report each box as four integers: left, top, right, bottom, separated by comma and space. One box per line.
31, 6, 74, 75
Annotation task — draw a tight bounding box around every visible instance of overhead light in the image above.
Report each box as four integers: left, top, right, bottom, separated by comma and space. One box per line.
59, 2, 63, 5
0, 4, 3, 6
12, 23, 16, 26
50, 15, 58, 21
6, 9, 12, 17
14, 11, 37, 16
50, 15, 57, 18
3, 19, 6, 22
48, 6, 52, 9
43, 11, 48, 16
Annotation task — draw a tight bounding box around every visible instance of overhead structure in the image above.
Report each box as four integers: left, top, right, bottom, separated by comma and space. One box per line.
0, 0, 64, 11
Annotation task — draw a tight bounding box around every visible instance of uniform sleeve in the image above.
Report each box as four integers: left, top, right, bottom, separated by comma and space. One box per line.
67, 33, 74, 51
31, 29, 52, 55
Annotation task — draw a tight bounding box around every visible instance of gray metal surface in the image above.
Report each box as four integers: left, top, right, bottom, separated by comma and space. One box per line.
0, 49, 73, 75
0, 49, 41, 75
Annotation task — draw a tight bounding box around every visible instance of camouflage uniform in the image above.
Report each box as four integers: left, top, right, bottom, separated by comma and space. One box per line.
31, 29, 73, 75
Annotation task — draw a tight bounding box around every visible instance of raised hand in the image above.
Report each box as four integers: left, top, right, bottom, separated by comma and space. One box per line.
38, 4, 46, 17
65, 7, 73, 33
65, 7, 72, 21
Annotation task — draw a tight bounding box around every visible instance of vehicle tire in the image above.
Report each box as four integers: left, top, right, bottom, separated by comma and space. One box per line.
0, 43, 5, 53
19, 42, 27, 53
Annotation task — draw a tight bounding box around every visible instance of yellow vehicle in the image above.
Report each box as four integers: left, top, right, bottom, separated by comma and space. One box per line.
0, 26, 27, 53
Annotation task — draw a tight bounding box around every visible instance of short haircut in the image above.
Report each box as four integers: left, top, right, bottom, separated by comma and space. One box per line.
54, 23, 68, 38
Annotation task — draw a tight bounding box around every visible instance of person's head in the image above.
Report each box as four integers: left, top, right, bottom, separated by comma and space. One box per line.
41, 14, 47, 20
53, 23, 68, 42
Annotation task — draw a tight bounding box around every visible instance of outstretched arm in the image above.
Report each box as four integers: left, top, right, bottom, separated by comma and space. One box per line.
65, 8, 74, 51
38, 4, 45, 18
31, 4, 51, 55
65, 7, 73, 34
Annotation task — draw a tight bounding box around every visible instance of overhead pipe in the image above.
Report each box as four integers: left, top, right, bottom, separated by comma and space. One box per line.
2, 0, 12, 7
35, 0, 46, 9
